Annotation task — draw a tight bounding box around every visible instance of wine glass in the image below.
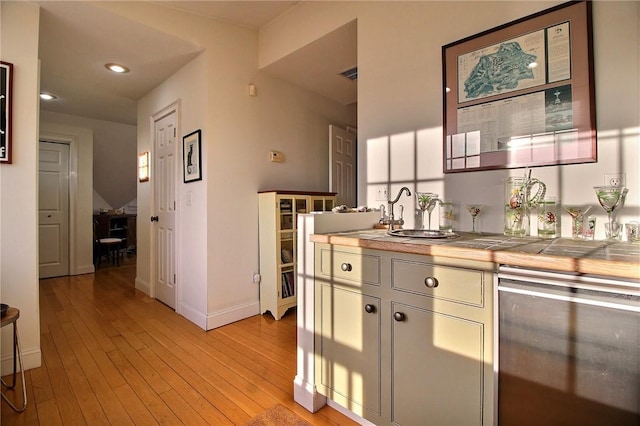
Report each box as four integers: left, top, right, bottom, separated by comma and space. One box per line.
594, 186, 628, 239
465, 204, 485, 233
416, 192, 439, 230
562, 205, 592, 239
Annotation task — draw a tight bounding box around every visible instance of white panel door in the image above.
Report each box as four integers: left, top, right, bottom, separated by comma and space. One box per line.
329, 125, 357, 207
153, 111, 177, 308
39, 141, 69, 278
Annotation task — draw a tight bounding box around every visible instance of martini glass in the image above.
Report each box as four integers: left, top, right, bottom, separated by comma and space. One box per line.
416, 192, 439, 230
563, 205, 592, 239
465, 204, 485, 233
594, 186, 628, 239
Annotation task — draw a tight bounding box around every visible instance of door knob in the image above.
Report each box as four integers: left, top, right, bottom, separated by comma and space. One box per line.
150, 216, 159, 222
394, 312, 406, 322
364, 304, 376, 314
341, 263, 352, 272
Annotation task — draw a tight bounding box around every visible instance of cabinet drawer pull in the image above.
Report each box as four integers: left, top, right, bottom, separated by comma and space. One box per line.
341, 263, 353, 272
393, 312, 406, 322
364, 304, 376, 314
424, 277, 439, 288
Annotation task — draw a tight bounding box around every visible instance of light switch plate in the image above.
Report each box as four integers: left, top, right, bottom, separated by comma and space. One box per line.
375, 186, 388, 201
270, 150, 284, 163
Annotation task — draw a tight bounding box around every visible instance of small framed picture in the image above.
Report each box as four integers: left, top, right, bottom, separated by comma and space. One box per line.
183, 129, 202, 183
1, 61, 13, 164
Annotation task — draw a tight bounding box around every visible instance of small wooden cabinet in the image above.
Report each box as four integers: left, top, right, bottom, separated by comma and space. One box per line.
258, 191, 336, 320
314, 244, 495, 425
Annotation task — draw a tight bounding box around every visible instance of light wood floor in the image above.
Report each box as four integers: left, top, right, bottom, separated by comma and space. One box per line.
1, 262, 358, 425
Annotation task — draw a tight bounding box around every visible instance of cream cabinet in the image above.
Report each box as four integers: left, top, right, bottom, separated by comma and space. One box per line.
314, 243, 495, 425
258, 191, 336, 320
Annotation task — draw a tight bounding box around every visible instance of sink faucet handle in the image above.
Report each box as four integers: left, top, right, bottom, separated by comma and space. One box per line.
399, 204, 404, 219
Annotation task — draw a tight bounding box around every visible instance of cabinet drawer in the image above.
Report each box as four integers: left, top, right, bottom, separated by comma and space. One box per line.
318, 248, 380, 287
391, 259, 484, 307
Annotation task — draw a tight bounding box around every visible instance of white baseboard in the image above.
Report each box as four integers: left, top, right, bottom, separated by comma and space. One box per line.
74, 263, 95, 275
1, 346, 41, 377
293, 375, 327, 413
205, 301, 260, 330
135, 277, 150, 295
179, 302, 208, 330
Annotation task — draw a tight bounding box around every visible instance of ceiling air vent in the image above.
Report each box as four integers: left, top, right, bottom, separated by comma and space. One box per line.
339, 66, 358, 81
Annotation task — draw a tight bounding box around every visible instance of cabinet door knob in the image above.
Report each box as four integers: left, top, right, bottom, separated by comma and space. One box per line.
150, 216, 159, 222
364, 304, 376, 314
424, 277, 439, 288
341, 263, 352, 272
393, 312, 406, 322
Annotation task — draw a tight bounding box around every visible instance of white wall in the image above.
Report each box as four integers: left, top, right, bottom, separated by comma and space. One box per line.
40, 110, 137, 211
0, 1, 42, 374
117, 2, 355, 329
40, 121, 94, 275
264, 1, 639, 238
136, 52, 209, 324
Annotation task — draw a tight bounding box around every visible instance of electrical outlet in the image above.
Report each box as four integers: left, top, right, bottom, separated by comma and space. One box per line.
375, 186, 388, 201
605, 173, 625, 187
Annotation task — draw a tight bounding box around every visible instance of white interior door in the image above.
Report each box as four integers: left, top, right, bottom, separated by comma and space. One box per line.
329, 125, 357, 207
39, 141, 70, 278
153, 111, 177, 308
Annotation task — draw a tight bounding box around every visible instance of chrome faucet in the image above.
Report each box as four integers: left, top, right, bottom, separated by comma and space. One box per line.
388, 187, 411, 230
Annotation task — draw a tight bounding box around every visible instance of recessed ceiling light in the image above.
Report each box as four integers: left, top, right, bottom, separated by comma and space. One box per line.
105, 63, 130, 73
40, 93, 57, 100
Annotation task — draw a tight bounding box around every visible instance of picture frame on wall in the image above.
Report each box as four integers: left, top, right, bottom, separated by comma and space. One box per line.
1, 61, 13, 164
442, 0, 596, 173
183, 129, 202, 183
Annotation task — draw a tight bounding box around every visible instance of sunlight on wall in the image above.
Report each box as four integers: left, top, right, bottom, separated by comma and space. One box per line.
366, 127, 446, 229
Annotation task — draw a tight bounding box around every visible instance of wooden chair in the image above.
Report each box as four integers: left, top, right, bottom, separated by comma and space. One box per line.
94, 220, 123, 267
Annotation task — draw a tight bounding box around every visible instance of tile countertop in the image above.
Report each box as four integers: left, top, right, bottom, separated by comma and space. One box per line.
310, 229, 640, 280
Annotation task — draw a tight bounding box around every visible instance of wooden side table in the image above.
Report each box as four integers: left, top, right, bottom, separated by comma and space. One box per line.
1, 307, 27, 412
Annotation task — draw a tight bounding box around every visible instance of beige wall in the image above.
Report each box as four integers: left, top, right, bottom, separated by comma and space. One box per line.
2, 1, 637, 357
39, 121, 95, 275
264, 1, 640, 236
40, 110, 137, 211
118, 3, 356, 329
0, 1, 42, 374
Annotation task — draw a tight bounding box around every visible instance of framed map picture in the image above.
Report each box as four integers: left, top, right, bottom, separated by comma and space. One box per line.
442, 1, 596, 173
1, 61, 12, 164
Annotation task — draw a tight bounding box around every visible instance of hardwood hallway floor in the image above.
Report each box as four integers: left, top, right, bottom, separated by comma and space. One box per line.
1, 262, 358, 425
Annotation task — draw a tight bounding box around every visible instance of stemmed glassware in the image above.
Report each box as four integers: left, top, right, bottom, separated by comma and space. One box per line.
416, 192, 439, 230
562, 205, 592, 239
594, 186, 628, 239
465, 204, 485, 233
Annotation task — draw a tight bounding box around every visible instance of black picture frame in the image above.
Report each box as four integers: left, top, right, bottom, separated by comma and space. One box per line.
442, 1, 596, 173
1, 61, 13, 164
183, 129, 202, 183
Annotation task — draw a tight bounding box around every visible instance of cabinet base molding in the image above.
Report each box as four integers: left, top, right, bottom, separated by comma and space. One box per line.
293, 376, 327, 413
326, 400, 376, 426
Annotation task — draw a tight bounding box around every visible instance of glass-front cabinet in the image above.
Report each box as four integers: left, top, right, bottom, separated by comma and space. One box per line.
258, 191, 336, 320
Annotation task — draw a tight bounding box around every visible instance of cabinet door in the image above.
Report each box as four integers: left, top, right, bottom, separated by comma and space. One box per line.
317, 285, 381, 417
391, 302, 484, 426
